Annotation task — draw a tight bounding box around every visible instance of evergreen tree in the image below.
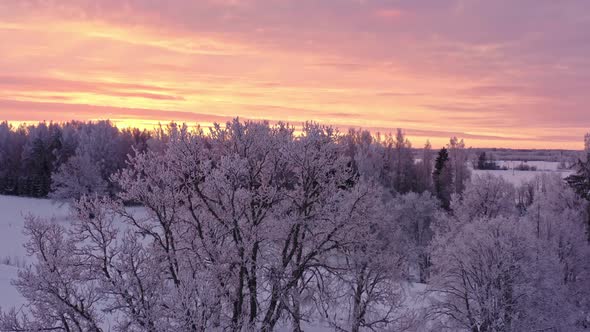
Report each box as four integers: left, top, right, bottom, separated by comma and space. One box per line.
566, 152, 590, 239
19, 123, 61, 197
0, 122, 26, 195
565, 133, 590, 239
433, 147, 453, 210
567, 157, 590, 201
477, 151, 487, 170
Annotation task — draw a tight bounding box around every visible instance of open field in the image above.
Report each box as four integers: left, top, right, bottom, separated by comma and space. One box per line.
471, 161, 574, 186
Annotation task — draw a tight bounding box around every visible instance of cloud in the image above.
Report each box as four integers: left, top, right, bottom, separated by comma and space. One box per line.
374, 9, 403, 19
0, 76, 184, 101
0, 99, 230, 123
0, 0, 589, 149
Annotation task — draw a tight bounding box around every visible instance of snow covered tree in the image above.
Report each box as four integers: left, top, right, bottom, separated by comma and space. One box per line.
50, 121, 134, 200
392, 192, 439, 282
522, 174, 590, 328
428, 217, 572, 332
451, 173, 517, 223
315, 183, 414, 332
50, 153, 108, 200
447, 137, 471, 195
416, 140, 434, 192
380, 129, 417, 194
343, 128, 382, 181
0, 215, 104, 331
2, 119, 398, 332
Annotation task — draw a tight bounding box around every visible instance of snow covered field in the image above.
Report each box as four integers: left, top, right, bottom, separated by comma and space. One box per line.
0, 196, 71, 309
495, 160, 566, 171
472, 161, 574, 186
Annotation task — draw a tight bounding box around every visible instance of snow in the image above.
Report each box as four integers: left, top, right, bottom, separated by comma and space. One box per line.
495, 160, 565, 171
472, 161, 574, 186
0, 196, 71, 309
0, 195, 70, 267
0, 264, 24, 309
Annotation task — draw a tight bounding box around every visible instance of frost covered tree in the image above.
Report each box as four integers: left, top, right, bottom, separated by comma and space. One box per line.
391, 192, 439, 282
50, 153, 108, 200
447, 137, 471, 195
428, 174, 590, 331
451, 173, 517, 223
0, 215, 105, 332
416, 140, 434, 192
315, 184, 414, 332
522, 174, 590, 327
380, 129, 417, 194
1, 119, 397, 332
0, 121, 145, 199
428, 217, 572, 332
261, 122, 389, 331
51, 121, 135, 200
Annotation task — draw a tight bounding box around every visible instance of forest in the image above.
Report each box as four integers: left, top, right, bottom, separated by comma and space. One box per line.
0, 119, 589, 331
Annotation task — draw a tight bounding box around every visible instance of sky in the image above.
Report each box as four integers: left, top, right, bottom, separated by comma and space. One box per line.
0, 0, 589, 149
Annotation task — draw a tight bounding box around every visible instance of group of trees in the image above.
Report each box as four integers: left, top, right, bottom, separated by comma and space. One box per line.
0, 121, 150, 198
430, 172, 590, 331
474, 152, 505, 170
566, 137, 590, 240
0, 120, 588, 331
0, 121, 467, 203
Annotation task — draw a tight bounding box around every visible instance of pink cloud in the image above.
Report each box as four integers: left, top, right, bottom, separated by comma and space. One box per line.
374, 9, 403, 19
0, 0, 589, 149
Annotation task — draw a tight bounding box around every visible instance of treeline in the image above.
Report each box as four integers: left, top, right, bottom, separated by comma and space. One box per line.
0, 120, 473, 331
0, 120, 471, 205
0, 121, 150, 198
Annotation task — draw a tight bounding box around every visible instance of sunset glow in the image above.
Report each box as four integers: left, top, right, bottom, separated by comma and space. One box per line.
1, 1, 589, 149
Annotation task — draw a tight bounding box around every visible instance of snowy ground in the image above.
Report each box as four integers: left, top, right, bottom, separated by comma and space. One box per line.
0, 196, 71, 309
472, 161, 574, 186
0, 264, 23, 309
495, 160, 566, 171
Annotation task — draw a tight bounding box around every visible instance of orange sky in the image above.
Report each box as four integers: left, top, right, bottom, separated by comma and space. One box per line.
1, 1, 589, 149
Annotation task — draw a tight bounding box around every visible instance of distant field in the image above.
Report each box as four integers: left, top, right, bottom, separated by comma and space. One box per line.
471, 161, 574, 185
469, 148, 583, 162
